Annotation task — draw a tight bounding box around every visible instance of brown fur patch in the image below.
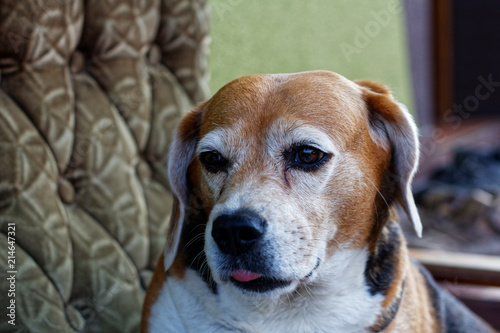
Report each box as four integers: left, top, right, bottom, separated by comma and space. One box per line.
169, 251, 187, 279
381, 222, 408, 311
141, 254, 167, 333
367, 220, 409, 331
383, 264, 441, 333
355, 79, 392, 96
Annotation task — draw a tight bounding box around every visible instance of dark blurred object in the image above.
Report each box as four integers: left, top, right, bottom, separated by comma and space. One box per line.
429, 148, 500, 194
404, 148, 500, 255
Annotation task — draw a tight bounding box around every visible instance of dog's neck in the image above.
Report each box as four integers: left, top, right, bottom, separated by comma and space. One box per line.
364, 220, 408, 332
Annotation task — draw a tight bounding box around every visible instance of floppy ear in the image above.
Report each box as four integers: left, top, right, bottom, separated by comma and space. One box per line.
164, 103, 206, 270
356, 80, 422, 237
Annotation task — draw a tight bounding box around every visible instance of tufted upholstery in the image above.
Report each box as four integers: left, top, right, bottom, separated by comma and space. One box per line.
0, 0, 209, 331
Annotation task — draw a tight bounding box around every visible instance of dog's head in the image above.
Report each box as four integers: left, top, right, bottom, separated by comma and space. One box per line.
164, 71, 420, 298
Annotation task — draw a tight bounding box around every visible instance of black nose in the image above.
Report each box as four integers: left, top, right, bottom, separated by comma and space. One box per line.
211, 209, 267, 256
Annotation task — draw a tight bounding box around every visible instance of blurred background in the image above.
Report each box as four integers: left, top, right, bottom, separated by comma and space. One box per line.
209, 0, 500, 328
0, 0, 498, 331
210, 0, 413, 107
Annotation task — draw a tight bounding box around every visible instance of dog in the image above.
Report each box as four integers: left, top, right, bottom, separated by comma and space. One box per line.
141, 71, 494, 332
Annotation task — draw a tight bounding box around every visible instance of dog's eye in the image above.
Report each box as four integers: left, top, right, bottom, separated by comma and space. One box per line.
296, 147, 324, 165
285, 145, 330, 171
199, 151, 228, 172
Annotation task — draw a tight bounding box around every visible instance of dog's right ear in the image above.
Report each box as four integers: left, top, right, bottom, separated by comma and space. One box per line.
164, 103, 206, 270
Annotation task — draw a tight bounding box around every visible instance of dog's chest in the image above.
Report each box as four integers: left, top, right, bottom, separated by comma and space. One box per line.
148, 270, 384, 333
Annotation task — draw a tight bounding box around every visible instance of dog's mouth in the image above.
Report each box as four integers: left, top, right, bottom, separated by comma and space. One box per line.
223, 257, 322, 293
229, 269, 292, 293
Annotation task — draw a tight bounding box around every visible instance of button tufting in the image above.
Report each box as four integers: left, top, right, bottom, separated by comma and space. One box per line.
147, 44, 162, 66
59, 178, 75, 204
140, 269, 153, 290
136, 159, 152, 181
66, 304, 86, 331
70, 51, 85, 74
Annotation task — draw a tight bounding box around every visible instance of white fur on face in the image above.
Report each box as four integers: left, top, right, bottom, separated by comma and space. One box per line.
198, 118, 355, 298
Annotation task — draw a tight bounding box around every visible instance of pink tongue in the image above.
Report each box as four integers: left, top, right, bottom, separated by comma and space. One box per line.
231, 269, 262, 282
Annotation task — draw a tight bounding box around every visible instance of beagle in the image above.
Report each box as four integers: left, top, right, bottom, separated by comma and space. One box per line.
141, 71, 494, 332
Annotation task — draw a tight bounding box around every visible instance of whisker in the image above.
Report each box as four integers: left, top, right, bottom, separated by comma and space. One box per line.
189, 250, 207, 270
359, 172, 390, 211
303, 284, 314, 299
183, 232, 205, 251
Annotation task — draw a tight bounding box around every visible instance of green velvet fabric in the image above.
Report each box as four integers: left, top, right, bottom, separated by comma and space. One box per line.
0, 0, 209, 331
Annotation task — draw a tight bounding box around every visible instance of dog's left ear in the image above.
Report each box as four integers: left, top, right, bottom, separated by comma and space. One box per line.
164, 103, 206, 270
356, 80, 422, 237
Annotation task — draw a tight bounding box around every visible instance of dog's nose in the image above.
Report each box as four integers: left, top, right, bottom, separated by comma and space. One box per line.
211, 210, 267, 256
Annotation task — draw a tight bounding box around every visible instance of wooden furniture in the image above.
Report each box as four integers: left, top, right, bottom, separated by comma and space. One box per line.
411, 249, 500, 329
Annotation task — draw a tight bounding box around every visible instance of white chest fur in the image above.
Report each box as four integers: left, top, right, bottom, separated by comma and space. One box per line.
147, 248, 384, 333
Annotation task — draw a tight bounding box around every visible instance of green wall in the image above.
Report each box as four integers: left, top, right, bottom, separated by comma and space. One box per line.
209, 0, 414, 111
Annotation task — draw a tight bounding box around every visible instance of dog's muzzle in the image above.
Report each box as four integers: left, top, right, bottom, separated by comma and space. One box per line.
210, 209, 293, 292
